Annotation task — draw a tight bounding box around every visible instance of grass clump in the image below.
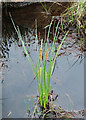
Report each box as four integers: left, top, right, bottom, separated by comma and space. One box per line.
9, 13, 69, 109
61, 1, 86, 38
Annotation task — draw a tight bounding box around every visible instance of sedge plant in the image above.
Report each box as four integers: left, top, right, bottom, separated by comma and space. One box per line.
61, 1, 85, 38
9, 13, 69, 109
40, 2, 55, 14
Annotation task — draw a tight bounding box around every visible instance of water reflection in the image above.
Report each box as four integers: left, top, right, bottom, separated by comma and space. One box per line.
2, 40, 84, 118
2, 2, 69, 58
2, 2, 84, 118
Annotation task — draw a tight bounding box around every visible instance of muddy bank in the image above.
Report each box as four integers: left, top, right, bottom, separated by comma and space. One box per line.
3, 2, 69, 29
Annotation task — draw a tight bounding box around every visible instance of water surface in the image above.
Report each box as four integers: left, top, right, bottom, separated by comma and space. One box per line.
1, 3, 84, 118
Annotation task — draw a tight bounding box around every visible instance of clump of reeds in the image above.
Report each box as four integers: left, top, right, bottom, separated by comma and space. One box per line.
61, 1, 86, 38
9, 13, 68, 109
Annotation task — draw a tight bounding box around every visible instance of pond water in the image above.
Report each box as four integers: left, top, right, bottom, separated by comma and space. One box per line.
1, 2, 84, 118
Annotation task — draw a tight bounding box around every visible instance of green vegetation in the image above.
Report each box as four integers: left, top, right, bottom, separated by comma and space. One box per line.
7, 1, 85, 118
40, 2, 54, 14
9, 13, 68, 109
40, 1, 85, 37
61, 1, 86, 39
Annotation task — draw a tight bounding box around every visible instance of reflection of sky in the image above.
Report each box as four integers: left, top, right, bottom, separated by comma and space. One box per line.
2, 43, 38, 118
51, 54, 84, 111
2, 40, 84, 118
0, 63, 2, 119
2, 3, 85, 118
84, 55, 86, 109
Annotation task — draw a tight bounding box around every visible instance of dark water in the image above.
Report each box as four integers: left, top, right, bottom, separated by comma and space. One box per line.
1, 3, 84, 118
